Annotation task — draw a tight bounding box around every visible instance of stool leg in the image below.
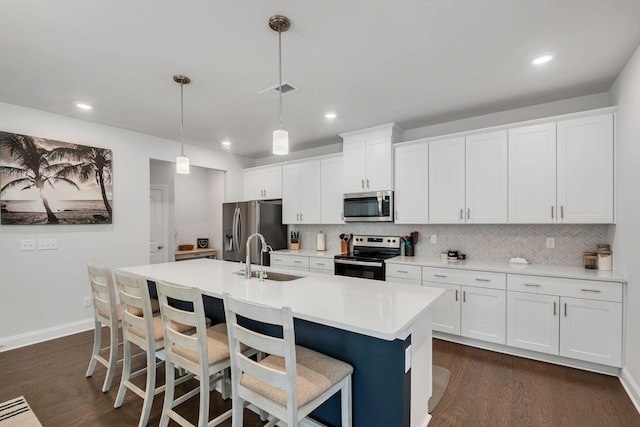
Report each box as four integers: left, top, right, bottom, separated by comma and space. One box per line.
231, 396, 244, 427
197, 376, 210, 427
86, 321, 102, 377
341, 376, 352, 427
114, 339, 132, 408
159, 360, 175, 427
138, 351, 157, 427
102, 322, 118, 392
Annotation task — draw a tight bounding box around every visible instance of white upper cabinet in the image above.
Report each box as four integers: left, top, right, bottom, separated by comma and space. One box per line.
509, 113, 614, 224
557, 113, 614, 223
244, 165, 282, 200
282, 160, 321, 224
394, 141, 428, 224
465, 130, 508, 223
428, 137, 466, 223
320, 155, 345, 224
508, 123, 557, 223
341, 123, 401, 193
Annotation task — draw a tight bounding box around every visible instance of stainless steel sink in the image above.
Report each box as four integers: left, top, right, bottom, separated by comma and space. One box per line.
233, 270, 303, 281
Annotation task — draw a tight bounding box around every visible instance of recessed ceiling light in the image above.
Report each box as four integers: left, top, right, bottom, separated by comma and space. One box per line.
221, 140, 231, 147
325, 112, 337, 119
75, 102, 93, 110
532, 55, 553, 65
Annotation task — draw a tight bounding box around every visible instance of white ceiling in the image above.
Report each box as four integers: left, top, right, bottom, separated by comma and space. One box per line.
1, 1, 639, 159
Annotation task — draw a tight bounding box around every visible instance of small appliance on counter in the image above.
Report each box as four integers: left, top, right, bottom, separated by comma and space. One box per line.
334, 235, 401, 281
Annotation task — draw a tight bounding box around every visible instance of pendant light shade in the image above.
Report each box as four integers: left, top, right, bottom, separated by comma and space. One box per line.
272, 129, 289, 155
270, 15, 291, 156
174, 74, 191, 174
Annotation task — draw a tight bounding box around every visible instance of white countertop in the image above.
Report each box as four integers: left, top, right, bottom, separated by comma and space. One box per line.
119, 259, 444, 341
386, 256, 627, 282
273, 249, 340, 258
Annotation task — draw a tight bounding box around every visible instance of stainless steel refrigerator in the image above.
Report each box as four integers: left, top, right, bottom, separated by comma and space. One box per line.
223, 200, 287, 265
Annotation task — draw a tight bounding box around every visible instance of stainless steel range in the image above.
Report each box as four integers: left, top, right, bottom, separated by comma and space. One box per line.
334, 235, 402, 281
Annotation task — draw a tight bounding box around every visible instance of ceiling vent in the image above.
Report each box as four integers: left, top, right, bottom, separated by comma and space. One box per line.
258, 81, 297, 97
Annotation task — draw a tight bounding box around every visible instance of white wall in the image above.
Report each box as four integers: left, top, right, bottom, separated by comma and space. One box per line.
0, 102, 253, 349
609, 43, 640, 407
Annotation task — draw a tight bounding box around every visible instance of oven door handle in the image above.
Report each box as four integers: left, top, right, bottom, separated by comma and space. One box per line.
335, 259, 384, 268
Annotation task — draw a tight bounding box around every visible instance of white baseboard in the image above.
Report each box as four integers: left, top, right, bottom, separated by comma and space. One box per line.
620, 368, 640, 415
0, 318, 94, 352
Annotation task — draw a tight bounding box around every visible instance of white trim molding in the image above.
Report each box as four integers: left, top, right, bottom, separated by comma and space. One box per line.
0, 318, 94, 352
620, 368, 640, 415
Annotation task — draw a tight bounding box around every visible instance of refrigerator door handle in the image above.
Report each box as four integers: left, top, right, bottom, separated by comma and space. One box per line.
232, 207, 240, 252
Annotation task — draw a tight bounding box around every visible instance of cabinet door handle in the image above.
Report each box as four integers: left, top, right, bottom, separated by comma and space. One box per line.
397, 270, 408, 274
564, 303, 567, 317
467, 208, 470, 220
300, 213, 303, 221
475, 278, 490, 282
455, 289, 458, 302
366, 179, 370, 188
294, 260, 302, 264
434, 274, 447, 278
551, 206, 554, 219
463, 290, 466, 303
316, 263, 325, 266
459, 209, 463, 220
561, 205, 564, 219
524, 283, 541, 287
553, 301, 556, 316
361, 179, 365, 189
581, 288, 602, 293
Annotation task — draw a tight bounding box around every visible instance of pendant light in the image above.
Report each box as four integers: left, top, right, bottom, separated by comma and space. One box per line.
270, 15, 290, 155
174, 74, 191, 174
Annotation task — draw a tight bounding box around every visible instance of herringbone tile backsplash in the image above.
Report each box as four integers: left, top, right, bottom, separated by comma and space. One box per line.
290, 224, 612, 266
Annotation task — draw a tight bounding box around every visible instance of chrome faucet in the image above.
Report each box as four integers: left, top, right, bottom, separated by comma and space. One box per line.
245, 233, 268, 279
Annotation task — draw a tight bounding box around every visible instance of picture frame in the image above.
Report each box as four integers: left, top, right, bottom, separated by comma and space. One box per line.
197, 238, 209, 249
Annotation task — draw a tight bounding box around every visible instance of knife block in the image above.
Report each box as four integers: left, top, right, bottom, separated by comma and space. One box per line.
340, 241, 349, 254
290, 243, 300, 250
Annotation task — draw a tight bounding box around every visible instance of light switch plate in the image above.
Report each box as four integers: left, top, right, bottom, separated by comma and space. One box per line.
20, 239, 36, 251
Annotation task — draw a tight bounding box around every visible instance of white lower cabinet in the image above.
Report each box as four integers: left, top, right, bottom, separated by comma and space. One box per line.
559, 296, 622, 366
422, 267, 506, 344
309, 257, 334, 274
507, 274, 622, 367
424, 282, 460, 335
385, 263, 422, 286
269, 254, 310, 272
507, 291, 560, 355
460, 286, 506, 344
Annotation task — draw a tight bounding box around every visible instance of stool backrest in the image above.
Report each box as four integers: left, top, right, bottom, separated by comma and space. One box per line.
87, 264, 118, 325
156, 281, 209, 375
223, 293, 298, 412
115, 271, 156, 351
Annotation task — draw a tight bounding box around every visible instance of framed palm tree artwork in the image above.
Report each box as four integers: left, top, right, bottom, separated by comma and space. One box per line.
0, 131, 113, 225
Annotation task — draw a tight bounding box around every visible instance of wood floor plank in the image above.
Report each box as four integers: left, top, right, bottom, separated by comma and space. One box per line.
1, 332, 639, 426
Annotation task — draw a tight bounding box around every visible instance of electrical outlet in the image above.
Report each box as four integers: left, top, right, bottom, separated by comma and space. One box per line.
431, 235, 437, 244
83, 297, 92, 308
38, 238, 58, 250
20, 239, 36, 251
546, 237, 555, 249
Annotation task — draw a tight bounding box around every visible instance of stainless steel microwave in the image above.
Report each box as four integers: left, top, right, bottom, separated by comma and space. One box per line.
343, 190, 393, 222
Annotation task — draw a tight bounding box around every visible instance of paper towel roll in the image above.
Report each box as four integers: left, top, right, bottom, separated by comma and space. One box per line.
316, 231, 326, 251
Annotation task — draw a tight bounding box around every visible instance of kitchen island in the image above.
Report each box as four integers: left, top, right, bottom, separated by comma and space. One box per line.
120, 258, 444, 427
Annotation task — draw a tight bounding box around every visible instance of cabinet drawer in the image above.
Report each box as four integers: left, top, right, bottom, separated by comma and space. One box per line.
309, 257, 333, 272
270, 255, 310, 270
422, 267, 506, 290
507, 275, 622, 302
386, 263, 422, 281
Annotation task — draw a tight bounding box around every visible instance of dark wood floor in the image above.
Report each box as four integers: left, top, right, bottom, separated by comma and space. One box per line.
0, 330, 638, 426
